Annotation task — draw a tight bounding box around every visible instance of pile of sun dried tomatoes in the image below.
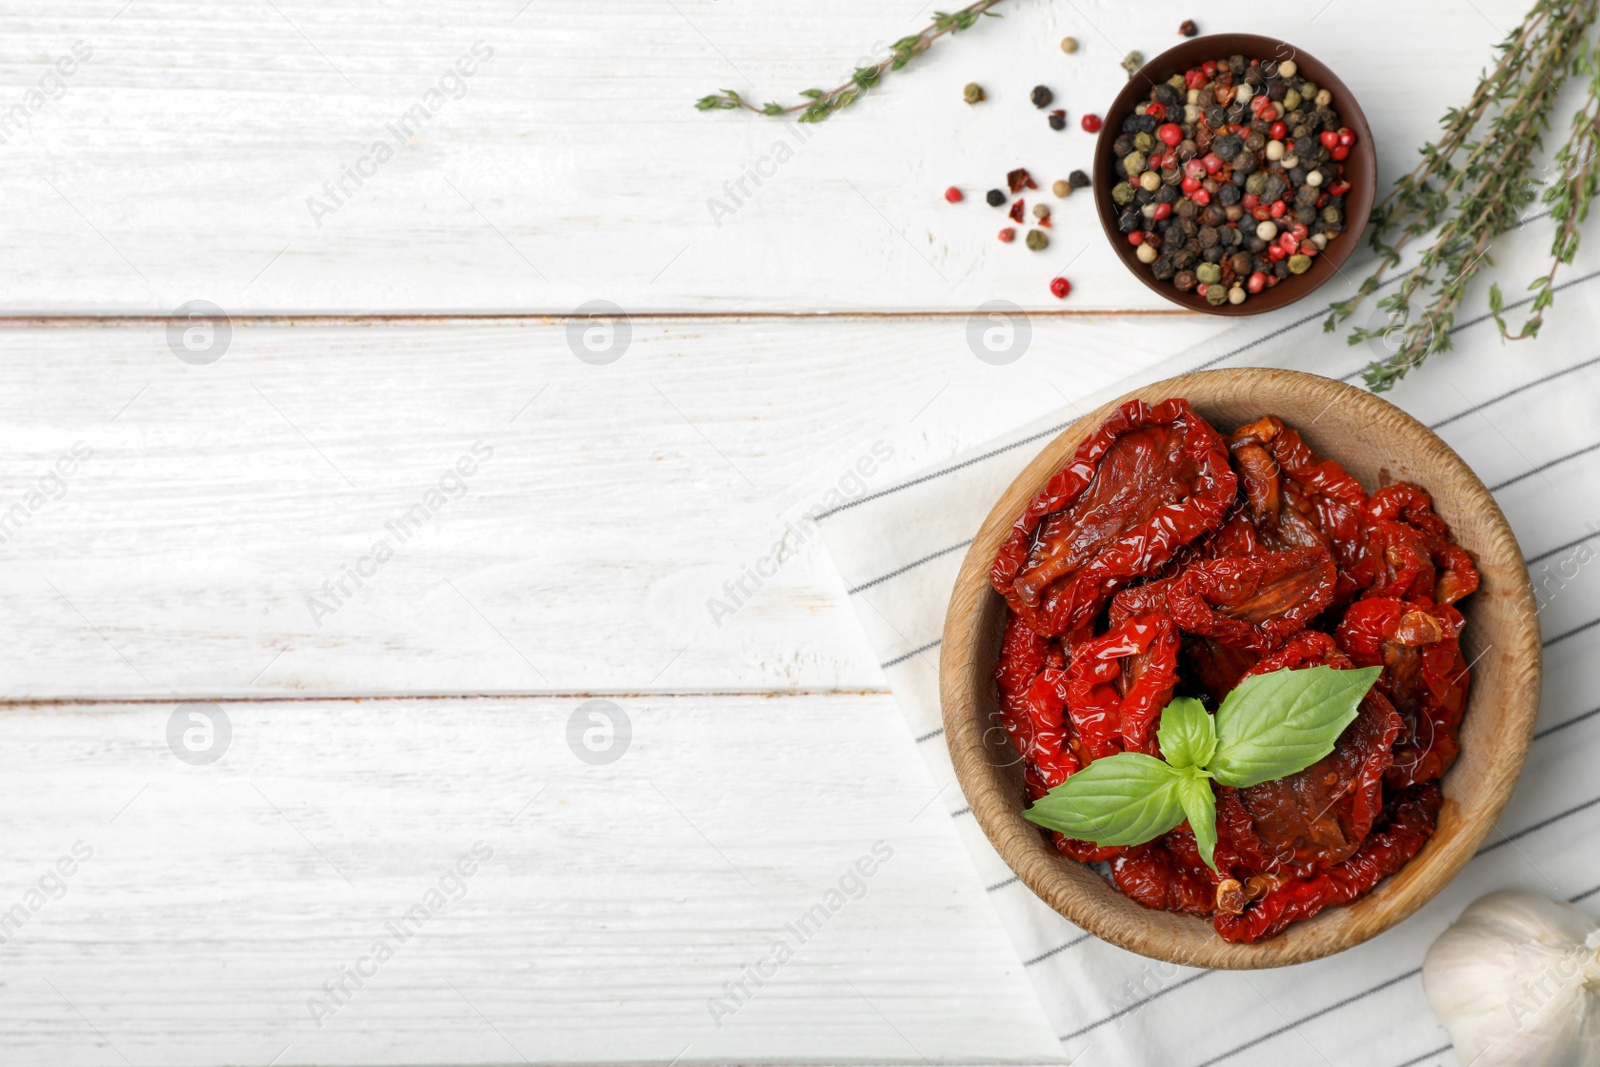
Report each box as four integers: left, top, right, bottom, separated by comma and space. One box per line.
990, 398, 1478, 942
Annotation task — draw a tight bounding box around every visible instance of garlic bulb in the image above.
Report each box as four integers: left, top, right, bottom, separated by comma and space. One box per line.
1423, 890, 1600, 1067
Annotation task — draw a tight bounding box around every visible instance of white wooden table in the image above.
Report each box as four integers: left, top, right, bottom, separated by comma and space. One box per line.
0, 2, 1530, 1063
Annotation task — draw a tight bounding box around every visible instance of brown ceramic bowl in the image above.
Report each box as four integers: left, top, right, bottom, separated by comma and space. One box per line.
1092, 34, 1377, 315
940, 369, 1540, 968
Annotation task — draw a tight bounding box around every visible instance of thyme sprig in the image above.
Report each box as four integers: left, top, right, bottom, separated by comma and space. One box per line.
694, 1, 1006, 123
1326, 0, 1600, 391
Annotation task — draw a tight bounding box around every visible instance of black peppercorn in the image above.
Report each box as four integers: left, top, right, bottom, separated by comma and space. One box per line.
1118, 209, 1141, 233
1069, 169, 1091, 189
1151, 257, 1176, 281
1218, 183, 1241, 206
1205, 105, 1226, 129
1179, 19, 1197, 36
986, 189, 1006, 207
1213, 134, 1242, 161
1154, 84, 1180, 107
1031, 85, 1054, 109
1048, 109, 1066, 130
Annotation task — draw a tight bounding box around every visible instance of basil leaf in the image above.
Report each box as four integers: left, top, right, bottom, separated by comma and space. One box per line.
1023, 753, 1188, 847
1156, 696, 1217, 770
1206, 665, 1383, 788
1179, 776, 1219, 872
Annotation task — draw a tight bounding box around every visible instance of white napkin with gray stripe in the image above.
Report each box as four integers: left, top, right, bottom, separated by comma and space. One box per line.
817, 243, 1600, 1066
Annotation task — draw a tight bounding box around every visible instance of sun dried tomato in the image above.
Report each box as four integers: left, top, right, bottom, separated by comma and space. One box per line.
1166, 546, 1337, 651
1227, 416, 1373, 600
1111, 836, 1220, 916
1064, 612, 1179, 750
994, 610, 1077, 797
1336, 596, 1469, 789
1368, 484, 1480, 604
1214, 783, 1440, 943
991, 398, 1236, 639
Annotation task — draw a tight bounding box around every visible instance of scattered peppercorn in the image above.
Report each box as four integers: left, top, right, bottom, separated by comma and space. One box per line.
1048, 109, 1066, 131
1069, 169, 1091, 189
1081, 113, 1102, 133
1030, 85, 1054, 109
1121, 51, 1144, 77
963, 82, 985, 105
1050, 276, 1072, 299
1179, 19, 1198, 36
1052, 179, 1071, 197
998, 227, 1016, 243
1025, 229, 1049, 251
944, 186, 963, 203
1060, 36, 1079, 54
1033, 203, 1050, 220
986, 189, 1006, 207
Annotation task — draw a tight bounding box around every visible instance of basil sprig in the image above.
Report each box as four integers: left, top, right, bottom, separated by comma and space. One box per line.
1023, 665, 1382, 870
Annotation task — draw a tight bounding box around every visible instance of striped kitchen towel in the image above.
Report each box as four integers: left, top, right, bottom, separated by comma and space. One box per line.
816, 248, 1600, 1066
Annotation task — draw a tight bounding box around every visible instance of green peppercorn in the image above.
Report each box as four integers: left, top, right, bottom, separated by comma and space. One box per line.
1246, 172, 1269, 196
1288, 253, 1312, 274
1322, 205, 1343, 224
1121, 50, 1144, 76
1283, 89, 1302, 111
1123, 151, 1147, 175
1111, 182, 1135, 206
963, 82, 985, 105
1195, 262, 1222, 284
1205, 284, 1229, 306
1025, 229, 1049, 251
1133, 131, 1154, 152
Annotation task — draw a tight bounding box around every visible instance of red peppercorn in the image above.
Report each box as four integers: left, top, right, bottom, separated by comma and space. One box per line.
1050, 276, 1071, 299
1247, 271, 1267, 294
1202, 60, 1217, 76
1159, 122, 1183, 146
1242, 193, 1260, 209
1009, 199, 1026, 222
1269, 121, 1287, 140
1128, 231, 1144, 245
1081, 113, 1103, 133
1330, 145, 1350, 161
1303, 242, 1320, 257
1181, 175, 1202, 194
1252, 204, 1271, 221
1202, 152, 1222, 174
1290, 222, 1309, 241
1328, 180, 1351, 196
1185, 69, 1207, 90
1279, 233, 1298, 253
1152, 202, 1173, 220
1190, 189, 1212, 206
1338, 128, 1356, 147
1268, 244, 1287, 262
998, 227, 1016, 243
1147, 102, 1167, 121
1269, 199, 1287, 218
1320, 131, 1341, 149
944, 186, 963, 203
1185, 159, 1207, 180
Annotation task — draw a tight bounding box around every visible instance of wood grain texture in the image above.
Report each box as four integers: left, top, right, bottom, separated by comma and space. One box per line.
940, 369, 1542, 968
0, 314, 1214, 699
0, 693, 1066, 1066
0, 0, 1530, 313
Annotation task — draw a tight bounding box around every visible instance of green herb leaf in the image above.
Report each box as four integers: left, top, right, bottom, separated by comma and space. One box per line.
1179, 777, 1219, 871
1206, 665, 1382, 788
1156, 696, 1216, 770
1022, 753, 1187, 846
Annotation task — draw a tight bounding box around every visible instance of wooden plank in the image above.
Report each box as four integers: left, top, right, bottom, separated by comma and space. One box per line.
0, 314, 1219, 700
0, 0, 1525, 313
0, 693, 1064, 1065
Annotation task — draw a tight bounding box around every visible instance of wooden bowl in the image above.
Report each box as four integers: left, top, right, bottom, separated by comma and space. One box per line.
940, 369, 1540, 968
1092, 34, 1377, 315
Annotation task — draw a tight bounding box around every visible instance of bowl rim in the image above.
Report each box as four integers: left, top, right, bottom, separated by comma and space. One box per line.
1091, 33, 1378, 316
939, 368, 1541, 968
